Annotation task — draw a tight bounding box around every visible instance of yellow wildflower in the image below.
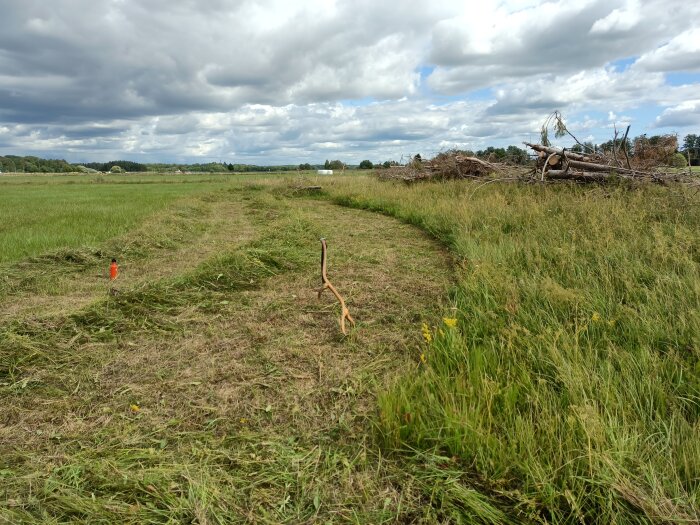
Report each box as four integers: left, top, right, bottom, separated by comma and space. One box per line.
421, 322, 432, 343
239, 418, 248, 424
591, 312, 601, 322
420, 353, 426, 364
607, 319, 616, 326
130, 404, 140, 413
443, 317, 457, 328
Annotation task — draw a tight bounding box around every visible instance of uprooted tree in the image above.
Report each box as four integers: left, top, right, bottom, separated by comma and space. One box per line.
529, 111, 689, 183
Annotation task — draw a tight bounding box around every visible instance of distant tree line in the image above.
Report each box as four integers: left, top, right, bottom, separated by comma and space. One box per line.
82, 160, 148, 172
323, 160, 345, 170
225, 163, 298, 172
474, 145, 530, 164
682, 134, 700, 166
297, 161, 347, 170
0, 155, 74, 173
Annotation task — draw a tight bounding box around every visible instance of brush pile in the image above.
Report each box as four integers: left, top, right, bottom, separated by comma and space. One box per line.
631, 135, 679, 170
378, 151, 508, 182
378, 112, 696, 185
527, 112, 688, 184
526, 142, 676, 184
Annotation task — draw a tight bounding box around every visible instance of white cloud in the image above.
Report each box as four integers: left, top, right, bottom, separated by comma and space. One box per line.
634, 28, 700, 72
589, 0, 642, 33
425, 0, 691, 93
483, 66, 666, 118
0, 0, 698, 162
655, 100, 700, 128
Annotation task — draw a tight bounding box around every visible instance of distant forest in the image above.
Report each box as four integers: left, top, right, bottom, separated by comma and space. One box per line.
0, 155, 75, 173
0, 157, 301, 173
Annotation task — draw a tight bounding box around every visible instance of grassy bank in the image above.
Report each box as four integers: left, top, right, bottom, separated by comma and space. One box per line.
318, 176, 700, 522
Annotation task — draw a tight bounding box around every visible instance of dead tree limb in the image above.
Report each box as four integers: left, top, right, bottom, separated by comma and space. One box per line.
525, 143, 601, 163
545, 170, 610, 182
621, 125, 632, 170
318, 238, 355, 335
542, 152, 558, 181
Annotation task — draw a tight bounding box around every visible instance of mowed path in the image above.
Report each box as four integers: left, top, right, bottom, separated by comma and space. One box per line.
0, 192, 257, 322
1, 185, 452, 523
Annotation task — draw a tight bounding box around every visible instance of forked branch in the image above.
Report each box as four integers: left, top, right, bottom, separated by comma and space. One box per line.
317, 238, 355, 335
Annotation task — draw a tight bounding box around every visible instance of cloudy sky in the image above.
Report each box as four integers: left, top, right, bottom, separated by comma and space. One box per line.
0, 0, 699, 164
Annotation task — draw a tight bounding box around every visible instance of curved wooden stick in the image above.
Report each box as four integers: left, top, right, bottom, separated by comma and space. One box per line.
317, 238, 355, 335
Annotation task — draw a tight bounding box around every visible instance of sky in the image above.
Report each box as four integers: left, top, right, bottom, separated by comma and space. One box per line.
0, 0, 699, 165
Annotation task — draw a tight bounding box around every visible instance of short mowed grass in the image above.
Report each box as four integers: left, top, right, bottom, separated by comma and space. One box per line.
1, 172, 699, 523
0, 174, 240, 263
1, 176, 452, 523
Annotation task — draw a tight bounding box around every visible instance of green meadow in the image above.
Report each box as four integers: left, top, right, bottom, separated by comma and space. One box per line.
1, 173, 698, 523
0, 175, 241, 263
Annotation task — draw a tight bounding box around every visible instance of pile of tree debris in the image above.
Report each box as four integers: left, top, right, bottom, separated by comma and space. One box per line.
528, 142, 676, 184
380, 112, 695, 185
378, 151, 526, 182
528, 111, 691, 184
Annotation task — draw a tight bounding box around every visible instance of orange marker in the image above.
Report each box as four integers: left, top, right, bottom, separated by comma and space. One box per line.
110, 259, 119, 281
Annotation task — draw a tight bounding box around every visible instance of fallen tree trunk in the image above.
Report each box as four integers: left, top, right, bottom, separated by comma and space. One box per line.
526, 142, 670, 181
545, 170, 611, 182
565, 159, 638, 174
525, 143, 601, 163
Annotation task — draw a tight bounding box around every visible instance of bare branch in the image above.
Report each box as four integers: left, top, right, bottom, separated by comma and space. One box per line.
317, 238, 355, 335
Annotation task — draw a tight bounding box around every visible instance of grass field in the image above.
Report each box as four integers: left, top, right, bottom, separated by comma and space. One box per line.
0, 174, 248, 263
1, 173, 699, 523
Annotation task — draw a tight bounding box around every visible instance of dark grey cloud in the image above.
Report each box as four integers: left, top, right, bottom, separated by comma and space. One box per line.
0, 0, 434, 126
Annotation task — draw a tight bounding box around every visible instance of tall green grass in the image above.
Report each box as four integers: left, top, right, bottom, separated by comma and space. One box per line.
322, 177, 700, 523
